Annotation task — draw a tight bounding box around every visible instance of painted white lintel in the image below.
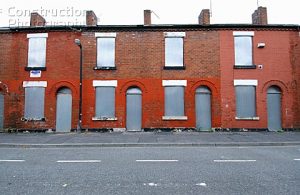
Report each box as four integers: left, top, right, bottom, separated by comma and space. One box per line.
164, 32, 186, 37
27, 33, 48, 38
23, 81, 47, 88
234, 80, 258, 86
93, 80, 117, 87
95, 32, 117, 38
233, 31, 254, 36
162, 80, 187, 86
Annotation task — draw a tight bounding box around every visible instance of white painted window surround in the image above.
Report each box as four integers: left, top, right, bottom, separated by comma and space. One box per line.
95, 33, 117, 37
93, 80, 118, 87
23, 81, 47, 88
164, 32, 186, 37
27, 33, 48, 38
162, 80, 187, 86
233, 31, 254, 36
234, 80, 258, 86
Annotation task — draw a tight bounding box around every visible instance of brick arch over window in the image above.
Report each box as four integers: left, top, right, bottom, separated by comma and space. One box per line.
49, 81, 78, 98
261, 80, 288, 94
0, 82, 9, 95
120, 80, 148, 94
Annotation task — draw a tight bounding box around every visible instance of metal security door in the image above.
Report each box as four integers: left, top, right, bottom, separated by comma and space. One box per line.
56, 88, 72, 132
126, 88, 142, 131
267, 86, 282, 131
0, 93, 4, 130
195, 86, 212, 131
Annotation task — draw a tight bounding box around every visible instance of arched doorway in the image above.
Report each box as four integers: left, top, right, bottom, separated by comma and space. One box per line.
195, 86, 212, 131
56, 88, 72, 132
126, 87, 142, 131
0, 92, 4, 130
267, 86, 282, 131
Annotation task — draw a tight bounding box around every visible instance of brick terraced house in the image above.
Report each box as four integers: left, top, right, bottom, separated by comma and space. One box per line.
0, 7, 299, 132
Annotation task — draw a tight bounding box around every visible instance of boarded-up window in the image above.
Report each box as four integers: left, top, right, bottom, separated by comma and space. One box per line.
95, 87, 115, 117
97, 38, 115, 68
164, 86, 185, 116
235, 86, 256, 117
234, 36, 253, 66
24, 87, 45, 119
165, 37, 184, 67
27, 34, 47, 68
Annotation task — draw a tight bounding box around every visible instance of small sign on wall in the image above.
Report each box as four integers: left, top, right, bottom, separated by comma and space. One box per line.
30, 70, 41, 78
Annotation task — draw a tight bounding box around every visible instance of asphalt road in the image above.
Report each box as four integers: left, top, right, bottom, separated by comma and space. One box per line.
0, 146, 299, 195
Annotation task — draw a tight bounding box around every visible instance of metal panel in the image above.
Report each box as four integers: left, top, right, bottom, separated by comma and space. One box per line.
235, 86, 256, 117
196, 87, 212, 130
126, 88, 142, 131
234, 36, 253, 65
165, 37, 183, 67
95, 87, 115, 117
97, 38, 115, 67
165, 86, 184, 116
28, 37, 47, 67
0, 93, 4, 129
267, 87, 282, 131
56, 88, 72, 132
24, 87, 45, 119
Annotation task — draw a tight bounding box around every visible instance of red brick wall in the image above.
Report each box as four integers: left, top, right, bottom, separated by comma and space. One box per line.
291, 31, 300, 128
0, 29, 221, 130
220, 30, 297, 129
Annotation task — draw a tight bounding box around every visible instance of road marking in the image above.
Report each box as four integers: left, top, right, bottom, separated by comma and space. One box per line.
56, 160, 101, 163
214, 160, 256, 162
294, 159, 300, 161
196, 183, 207, 187
0, 160, 25, 162
136, 160, 178, 162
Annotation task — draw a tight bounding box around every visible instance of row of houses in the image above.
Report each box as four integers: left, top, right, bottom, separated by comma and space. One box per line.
0, 7, 299, 132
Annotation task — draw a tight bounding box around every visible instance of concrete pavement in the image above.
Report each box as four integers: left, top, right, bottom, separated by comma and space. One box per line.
0, 131, 300, 148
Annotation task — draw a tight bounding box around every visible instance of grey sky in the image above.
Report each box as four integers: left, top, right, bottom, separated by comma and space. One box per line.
1, 0, 299, 27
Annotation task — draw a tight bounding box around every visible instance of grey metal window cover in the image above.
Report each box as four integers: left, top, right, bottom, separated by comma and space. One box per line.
164, 86, 184, 116
95, 87, 115, 117
24, 87, 45, 120
235, 86, 256, 118
196, 86, 212, 130
165, 37, 184, 67
234, 36, 253, 66
0, 93, 4, 129
56, 88, 72, 132
267, 86, 282, 131
97, 38, 115, 67
28, 38, 47, 67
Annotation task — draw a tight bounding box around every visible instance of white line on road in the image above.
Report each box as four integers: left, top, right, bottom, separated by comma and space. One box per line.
294, 159, 300, 161
56, 160, 101, 163
0, 160, 25, 162
214, 160, 256, 162
136, 160, 178, 162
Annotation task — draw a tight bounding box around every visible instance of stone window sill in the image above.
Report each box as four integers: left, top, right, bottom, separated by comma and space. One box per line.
25, 67, 47, 71
92, 117, 118, 121
21, 117, 46, 122
164, 66, 186, 70
93, 66, 116, 70
162, 116, 188, 120
234, 65, 256, 69
235, 117, 260, 121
